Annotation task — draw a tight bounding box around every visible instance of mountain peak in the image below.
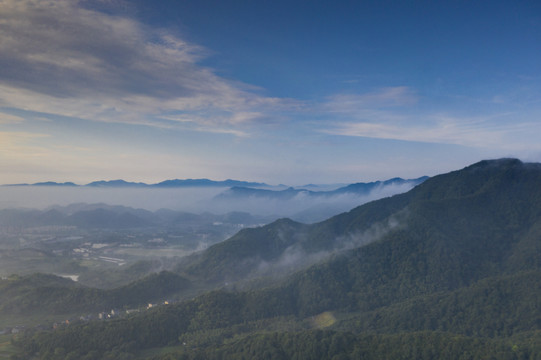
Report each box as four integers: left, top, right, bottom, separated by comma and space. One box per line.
85, 180, 148, 187
405, 157, 541, 203
465, 158, 523, 171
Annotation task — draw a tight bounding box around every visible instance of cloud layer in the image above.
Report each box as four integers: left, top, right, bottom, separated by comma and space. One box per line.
0, 0, 539, 185
0, 0, 286, 133
319, 87, 541, 151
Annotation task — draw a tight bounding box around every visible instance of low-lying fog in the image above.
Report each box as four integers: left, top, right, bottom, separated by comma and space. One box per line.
0, 182, 422, 286
0, 182, 418, 223
0, 186, 224, 212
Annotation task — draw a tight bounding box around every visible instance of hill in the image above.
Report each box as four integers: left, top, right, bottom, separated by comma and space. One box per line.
180, 158, 540, 285
10, 158, 541, 359
0, 271, 192, 316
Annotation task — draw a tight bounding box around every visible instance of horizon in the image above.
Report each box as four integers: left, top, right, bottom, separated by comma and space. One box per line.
1, 174, 429, 188
1, 1, 540, 185
1, 156, 528, 187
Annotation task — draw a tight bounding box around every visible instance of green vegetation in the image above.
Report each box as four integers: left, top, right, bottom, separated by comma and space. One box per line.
5, 159, 541, 359
0, 271, 191, 326
146, 331, 541, 360
0, 334, 18, 359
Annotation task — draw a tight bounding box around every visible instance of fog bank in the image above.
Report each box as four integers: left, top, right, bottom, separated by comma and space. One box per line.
0, 186, 223, 212
0, 181, 420, 223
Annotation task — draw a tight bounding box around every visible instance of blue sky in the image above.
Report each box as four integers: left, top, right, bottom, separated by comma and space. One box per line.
0, 0, 540, 185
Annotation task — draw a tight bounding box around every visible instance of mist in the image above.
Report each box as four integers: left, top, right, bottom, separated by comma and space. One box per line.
0, 186, 224, 212
206, 181, 419, 222
239, 211, 407, 288
0, 182, 419, 224
0, 182, 419, 223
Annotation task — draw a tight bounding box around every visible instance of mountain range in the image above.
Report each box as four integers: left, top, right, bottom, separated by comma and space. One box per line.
3, 177, 427, 192
4, 178, 270, 188
6, 158, 541, 359
1, 176, 430, 223
215, 176, 428, 200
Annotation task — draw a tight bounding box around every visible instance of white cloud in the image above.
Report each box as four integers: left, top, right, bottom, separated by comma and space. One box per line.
322, 114, 541, 151
323, 121, 491, 146
0, 0, 291, 135
324, 87, 418, 114
317, 87, 541, 152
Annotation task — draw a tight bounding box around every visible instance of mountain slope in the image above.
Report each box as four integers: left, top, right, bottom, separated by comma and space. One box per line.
0, 271, 192, 316
181, 218, 309, 283
11, 158, 541, 359
271, 159, 541, 314
181, 158, 541, 286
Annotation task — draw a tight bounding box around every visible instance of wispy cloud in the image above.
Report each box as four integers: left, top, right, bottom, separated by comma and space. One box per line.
318, 87, 541, 151
322, 113, 541, 150
323, 120, 495, 147
316, 87, 418, 125
0, 0, 291, 135
324, 87, 419, 113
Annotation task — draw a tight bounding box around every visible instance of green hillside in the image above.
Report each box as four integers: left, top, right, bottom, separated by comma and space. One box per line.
0, 271, 191, 319
180, 158, 541, 286
9, 159, 541, 359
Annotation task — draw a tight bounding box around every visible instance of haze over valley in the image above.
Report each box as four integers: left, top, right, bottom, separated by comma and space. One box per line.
1, 159, 541, 359
0, 176, 425, 288
1, 0, 540, 358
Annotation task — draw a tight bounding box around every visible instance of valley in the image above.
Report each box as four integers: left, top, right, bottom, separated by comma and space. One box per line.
0, 208, 265, 289
1, 159, 541, 359
2, 1, 537, 358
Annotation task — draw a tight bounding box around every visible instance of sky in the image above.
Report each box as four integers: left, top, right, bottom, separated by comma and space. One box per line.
1, 0, 540, 185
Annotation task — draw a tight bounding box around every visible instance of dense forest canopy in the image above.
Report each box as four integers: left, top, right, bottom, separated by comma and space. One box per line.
4, 159, 541, 359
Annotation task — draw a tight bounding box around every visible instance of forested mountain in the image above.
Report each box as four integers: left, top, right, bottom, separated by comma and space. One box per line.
180, 158, 541, 285
215, 176, 428, 201
0, 271, 191, 315
210, 176, 428, 222
4, 179, 269, 188
9, 159, 541, 359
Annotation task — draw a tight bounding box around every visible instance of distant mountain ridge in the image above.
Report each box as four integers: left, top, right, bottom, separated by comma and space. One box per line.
3, 177, 428, 191
86, 180, 149, 187
3, 178, 270, 188
0, 177, 430, 224
215, 176, 429, 200
22, 181, 78, 187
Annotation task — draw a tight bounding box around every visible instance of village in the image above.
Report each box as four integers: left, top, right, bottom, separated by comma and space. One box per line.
1, 299, 176, 337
